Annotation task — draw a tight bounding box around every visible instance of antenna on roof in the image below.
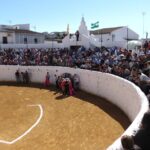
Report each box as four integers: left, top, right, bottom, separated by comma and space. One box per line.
142, 12, 146, 38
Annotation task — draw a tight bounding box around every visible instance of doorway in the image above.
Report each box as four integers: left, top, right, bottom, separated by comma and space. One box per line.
3, 37, 8, 44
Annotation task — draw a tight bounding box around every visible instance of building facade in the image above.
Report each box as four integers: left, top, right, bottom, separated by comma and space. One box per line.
0, 24, 44, 44
62, 17, 139, 49
90, 26, 139, 48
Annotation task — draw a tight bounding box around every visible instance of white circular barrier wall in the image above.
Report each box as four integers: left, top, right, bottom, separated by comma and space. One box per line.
0, 65, 149, 149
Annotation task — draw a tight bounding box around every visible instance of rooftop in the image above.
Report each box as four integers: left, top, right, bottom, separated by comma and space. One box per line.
90, 26, 123, 35
3, 28, 43, 35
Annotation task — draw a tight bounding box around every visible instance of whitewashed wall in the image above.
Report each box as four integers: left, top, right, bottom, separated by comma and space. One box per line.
15, 33, 44, 44
0, 32, 15, 44
0, 43, 63, 49
0, 65, 148, 150
112, 27, 139, 41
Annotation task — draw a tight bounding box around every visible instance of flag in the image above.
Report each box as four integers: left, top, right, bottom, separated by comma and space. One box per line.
91, 21, 99, 29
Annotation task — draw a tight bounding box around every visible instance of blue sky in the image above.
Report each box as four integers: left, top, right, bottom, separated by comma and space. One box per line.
0, 0, 149, 38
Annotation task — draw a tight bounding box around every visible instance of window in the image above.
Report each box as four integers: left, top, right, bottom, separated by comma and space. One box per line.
3, 37, 8, 44
34, 38, 38, 44
112, 34, 115, 42
24, 38, 27, 44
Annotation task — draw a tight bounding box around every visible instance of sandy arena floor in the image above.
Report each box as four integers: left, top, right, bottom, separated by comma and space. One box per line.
0, 83, 130, 150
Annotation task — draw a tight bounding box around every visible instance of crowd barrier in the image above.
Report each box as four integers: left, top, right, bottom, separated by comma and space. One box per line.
0, 65, 149, 149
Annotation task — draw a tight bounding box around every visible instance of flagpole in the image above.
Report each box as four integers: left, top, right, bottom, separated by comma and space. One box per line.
91, 21, 100, 46
100, 29, 102, 48
98, 29, 102, 48
127, 26, 128, 50
98, 29, 100, 42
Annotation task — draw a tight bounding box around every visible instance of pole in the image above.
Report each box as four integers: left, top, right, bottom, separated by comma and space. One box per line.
146, 32, 148, 39
101, 29, 102, 48
51, 33, 55, 49
52, 38, 53, 49
26, 40, 28, 49
142, 12, 145, 38
127, 26, 128, 50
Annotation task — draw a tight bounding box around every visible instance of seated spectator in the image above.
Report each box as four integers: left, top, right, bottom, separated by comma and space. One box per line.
137, 70, 150, 95
147, 94, 150, 104
121, 135, 141, 150
133, 111, 150, 150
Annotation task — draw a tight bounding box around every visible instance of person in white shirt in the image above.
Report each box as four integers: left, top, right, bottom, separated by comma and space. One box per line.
139, 72, 150, 84
138, 70, 150, 95
73, 74, 80, 91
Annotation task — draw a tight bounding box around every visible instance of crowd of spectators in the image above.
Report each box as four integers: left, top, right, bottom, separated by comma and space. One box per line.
0, 41, 149, 97
15, 70, 30, 84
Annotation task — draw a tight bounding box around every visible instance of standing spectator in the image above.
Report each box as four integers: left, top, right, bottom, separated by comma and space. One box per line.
64, 79, 70, 95
25, 70, 30, 84
75, 30, 79, 41
21, 72, 26, 83
54, 74, 59, 90
73, 74, 80, 91
44, 72, 50, 87
61, 78, 66, 95
69, 80, 74, 96
15, 70, 20, 83
144, 40, 148, 49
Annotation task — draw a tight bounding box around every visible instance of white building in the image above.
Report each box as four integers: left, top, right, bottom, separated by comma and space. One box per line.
0, 24, 44, 44
62, 17, 139, 49
90, 26, 139, 48
0, 19, 139, 49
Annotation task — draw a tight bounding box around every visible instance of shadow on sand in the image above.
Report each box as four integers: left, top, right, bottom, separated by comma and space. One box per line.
0, 81, 130, 129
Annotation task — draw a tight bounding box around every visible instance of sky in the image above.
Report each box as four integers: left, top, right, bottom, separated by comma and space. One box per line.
0, 0, 150, 38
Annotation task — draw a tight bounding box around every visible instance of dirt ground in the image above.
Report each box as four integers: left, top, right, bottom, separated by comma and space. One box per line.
0, 83, 130, 150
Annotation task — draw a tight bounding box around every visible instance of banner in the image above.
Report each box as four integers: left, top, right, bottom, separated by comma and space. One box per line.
91, 21, 99, 29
